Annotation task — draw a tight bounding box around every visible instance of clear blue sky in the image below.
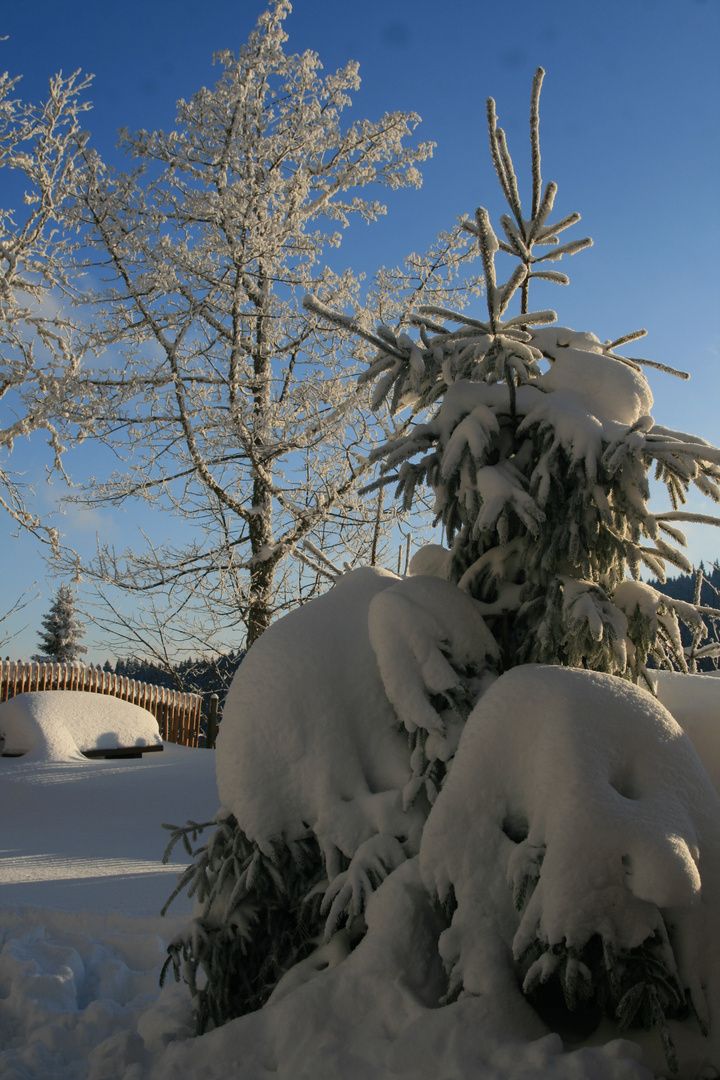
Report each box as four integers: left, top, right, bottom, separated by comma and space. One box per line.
1, 0, 719, 661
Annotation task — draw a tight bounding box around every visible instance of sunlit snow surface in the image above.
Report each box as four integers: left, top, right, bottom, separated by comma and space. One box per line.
0, 742, 218, 1078
0, 744, 215, 913
2, 590, 720, 1077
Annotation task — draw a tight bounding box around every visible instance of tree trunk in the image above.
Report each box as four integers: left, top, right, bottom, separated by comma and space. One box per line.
246, 477, 275, 648
246, 272, 275, 649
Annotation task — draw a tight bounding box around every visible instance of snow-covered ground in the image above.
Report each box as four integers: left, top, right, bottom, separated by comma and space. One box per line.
0, 721, 218, 1080
1, 658, 719, 1079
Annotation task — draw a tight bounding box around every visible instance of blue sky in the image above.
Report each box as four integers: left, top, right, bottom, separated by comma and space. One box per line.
1, 0, 719, 660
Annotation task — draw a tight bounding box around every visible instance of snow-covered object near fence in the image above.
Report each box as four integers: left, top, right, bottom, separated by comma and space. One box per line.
0, 690, 162, 762
216, 565, 498, 870
420, 664, 720, 1078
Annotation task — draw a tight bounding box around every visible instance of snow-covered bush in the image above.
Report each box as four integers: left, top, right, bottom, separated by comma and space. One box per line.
163, 624, 720, 1074
162, 566, 498, 1030
421, 665, 720, 1076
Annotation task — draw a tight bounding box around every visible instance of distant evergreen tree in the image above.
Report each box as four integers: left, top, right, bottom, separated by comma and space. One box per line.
36, 585, 87, 662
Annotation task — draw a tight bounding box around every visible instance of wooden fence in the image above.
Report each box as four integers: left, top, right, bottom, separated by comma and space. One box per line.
0, 660, 204, 748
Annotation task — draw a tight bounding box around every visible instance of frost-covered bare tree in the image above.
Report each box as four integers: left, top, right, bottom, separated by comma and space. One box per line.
0, 66, 93, 549
67, 1, 478, 650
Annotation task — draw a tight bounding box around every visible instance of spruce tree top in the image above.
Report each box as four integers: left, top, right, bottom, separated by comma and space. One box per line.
307, 69, 720, 684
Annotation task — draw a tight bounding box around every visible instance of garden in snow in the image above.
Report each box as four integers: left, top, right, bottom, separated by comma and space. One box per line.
3, 611, 720, 1079
3, 9, 720, 1080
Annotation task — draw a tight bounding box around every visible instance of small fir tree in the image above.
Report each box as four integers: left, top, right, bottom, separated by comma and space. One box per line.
36, 584, 87, 662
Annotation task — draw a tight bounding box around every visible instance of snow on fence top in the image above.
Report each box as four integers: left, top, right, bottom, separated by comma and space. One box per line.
0, 660, 203, 747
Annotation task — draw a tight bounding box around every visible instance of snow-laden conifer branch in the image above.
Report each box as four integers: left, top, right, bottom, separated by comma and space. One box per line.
606, 329, 647, 351
624, 355, 690, 380
529, 67, 544, 220
655, 511, 720, 527
302, 292, 408, 360
476, 69, 592, 314
486, 98, 519, 226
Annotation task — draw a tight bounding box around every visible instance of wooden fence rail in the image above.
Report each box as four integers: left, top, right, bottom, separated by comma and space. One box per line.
0, 660, 204, 748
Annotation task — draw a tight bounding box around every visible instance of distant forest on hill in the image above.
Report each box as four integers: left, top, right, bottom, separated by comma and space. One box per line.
648, 560, 720, 671
649, 560, 720, 606
104, 651, 245, 718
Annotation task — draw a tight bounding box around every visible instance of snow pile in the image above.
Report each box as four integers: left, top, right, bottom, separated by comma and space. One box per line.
0, 907, 193, 1080
0, 735, 219, 1079
0, 691, 163, 761
407, 542, 451, 579
150, 858, 654, 1080
531, 326, 654, 428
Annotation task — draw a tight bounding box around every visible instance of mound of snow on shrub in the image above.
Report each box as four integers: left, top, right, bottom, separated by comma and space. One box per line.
150, 857, 654, 1080
216, 566, 497, 867
421, 664, 720, 1078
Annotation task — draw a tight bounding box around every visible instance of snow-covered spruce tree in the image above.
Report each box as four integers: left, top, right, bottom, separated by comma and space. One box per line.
35, 583, 87, 662
64, 0, 479, 656
160, 73, 720, 1069
307, 67, 720, 686
309, 70, 720, 1069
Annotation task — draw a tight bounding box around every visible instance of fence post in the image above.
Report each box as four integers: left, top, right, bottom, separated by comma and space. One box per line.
206, 694, 219, 749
